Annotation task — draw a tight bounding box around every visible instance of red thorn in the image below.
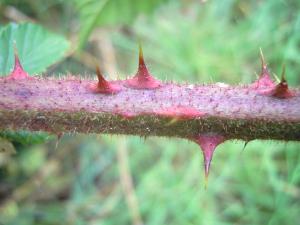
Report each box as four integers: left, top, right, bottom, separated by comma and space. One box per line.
258, 64, 295, 99
251, 49, 275, 89
155, 106, 205, 119
90, 66, 121, 94
8, 48, 30, 79
125, 44, 161, 89
271, 65, 295, 98
192, 134, 225, 182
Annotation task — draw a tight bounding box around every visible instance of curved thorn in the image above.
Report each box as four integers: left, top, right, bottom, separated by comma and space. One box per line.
95, 65, 106, 85
89, 65, 121, 94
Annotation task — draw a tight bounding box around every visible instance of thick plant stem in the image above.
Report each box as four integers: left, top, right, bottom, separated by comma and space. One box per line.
0, 77, 299, 141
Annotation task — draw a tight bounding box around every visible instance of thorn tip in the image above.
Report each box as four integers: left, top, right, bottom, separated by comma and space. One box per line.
259, 48, 266, 70
280, 64, 286, 83
125, 43, 161, 89
138, 43, 144, 65
204, 174, 208, 189
251, 49, 274, 89
90, 65, 121, 94
257, 64, 295, 98
191, 134, 226, 186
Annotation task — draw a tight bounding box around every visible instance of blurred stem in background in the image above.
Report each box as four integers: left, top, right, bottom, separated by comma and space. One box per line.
97, 32, 143, 225
117, 137, 143, 225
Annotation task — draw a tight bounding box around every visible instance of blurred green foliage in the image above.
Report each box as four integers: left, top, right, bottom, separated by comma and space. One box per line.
0, 23, 70, 75
0, 0, 300, 225
73, 0, 169, 49
0, 131, 53, 146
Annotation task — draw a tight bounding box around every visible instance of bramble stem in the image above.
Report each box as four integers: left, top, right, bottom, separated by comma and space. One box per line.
0, 77, 299, 141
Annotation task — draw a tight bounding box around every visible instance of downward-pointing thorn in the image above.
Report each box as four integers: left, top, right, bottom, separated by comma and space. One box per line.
242, 141, 249, 152
204, 159, 211, 189
191, 134, 226, 187
204, 173, 209, 189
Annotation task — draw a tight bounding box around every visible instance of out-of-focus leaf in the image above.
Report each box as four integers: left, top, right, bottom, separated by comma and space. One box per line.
0, 137, 16, 155
0, 131, 53, 146
74, 0, 169, 49
0, 22, 70, 75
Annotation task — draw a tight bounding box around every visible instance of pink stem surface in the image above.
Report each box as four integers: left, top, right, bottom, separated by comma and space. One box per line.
0, 77, 299, 141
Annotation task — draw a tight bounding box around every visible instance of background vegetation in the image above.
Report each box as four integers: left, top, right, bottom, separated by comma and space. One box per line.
0, 0, 300, 224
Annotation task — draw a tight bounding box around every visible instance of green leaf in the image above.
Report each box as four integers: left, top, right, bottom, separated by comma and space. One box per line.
0, 130, 53, 146
0, 22, 70, 75
74, 0, 168, 49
